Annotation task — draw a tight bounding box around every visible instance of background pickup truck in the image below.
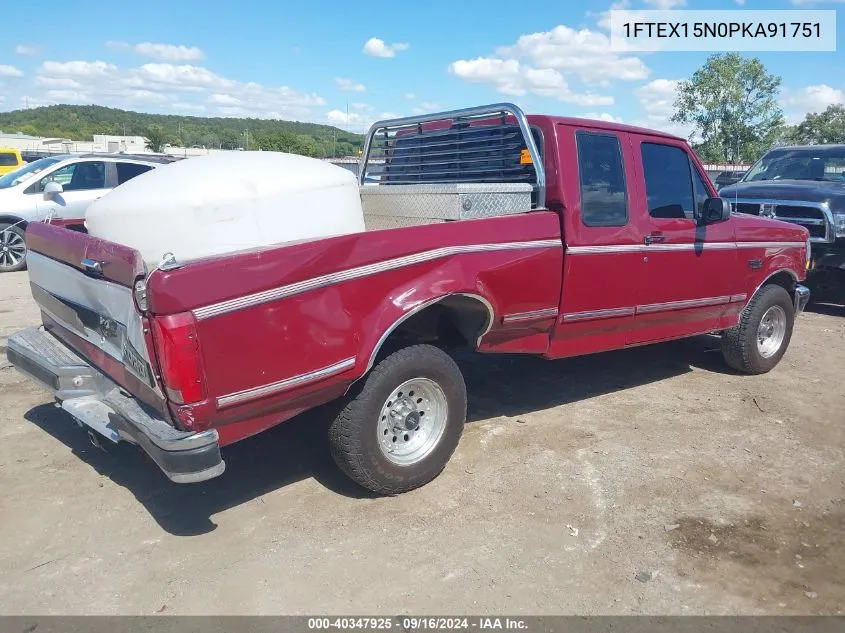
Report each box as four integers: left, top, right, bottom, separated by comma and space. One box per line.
9, 103, 811, 495
719, 144, 845, 305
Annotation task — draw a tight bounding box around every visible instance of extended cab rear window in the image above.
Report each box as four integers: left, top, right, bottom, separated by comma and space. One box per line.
0, 152, 19, 166
575, 131, 628, 227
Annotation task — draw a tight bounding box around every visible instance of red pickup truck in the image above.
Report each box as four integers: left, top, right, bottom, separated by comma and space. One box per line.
8, 104, 811, 495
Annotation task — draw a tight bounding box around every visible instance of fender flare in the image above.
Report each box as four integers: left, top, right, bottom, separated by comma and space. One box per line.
363, 292, 495, 374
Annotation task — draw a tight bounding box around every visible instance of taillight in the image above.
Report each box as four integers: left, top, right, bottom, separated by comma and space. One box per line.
150, 312, 206, 405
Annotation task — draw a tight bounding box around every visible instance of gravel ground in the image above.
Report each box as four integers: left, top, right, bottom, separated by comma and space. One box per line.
0, 269, 842, 615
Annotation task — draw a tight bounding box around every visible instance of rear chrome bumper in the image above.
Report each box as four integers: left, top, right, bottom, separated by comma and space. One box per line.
795, 284, 811, 315
7, 326, 225, 484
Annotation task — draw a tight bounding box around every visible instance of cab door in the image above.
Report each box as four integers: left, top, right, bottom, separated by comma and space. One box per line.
626, 136, 742, 344
549, 125, 642, 358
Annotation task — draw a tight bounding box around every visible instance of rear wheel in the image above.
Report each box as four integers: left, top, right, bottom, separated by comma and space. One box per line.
0, 223, 27, 273
721, 284, 794, 374
329, 344, 466, 495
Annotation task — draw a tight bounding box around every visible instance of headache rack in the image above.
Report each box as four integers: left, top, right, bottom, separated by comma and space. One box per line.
358, 103, 546, 229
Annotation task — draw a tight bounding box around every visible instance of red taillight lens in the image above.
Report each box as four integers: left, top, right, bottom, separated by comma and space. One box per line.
150, 312, 206, 405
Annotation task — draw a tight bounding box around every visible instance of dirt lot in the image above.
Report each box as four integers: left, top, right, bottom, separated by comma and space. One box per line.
0, 269, 843, 615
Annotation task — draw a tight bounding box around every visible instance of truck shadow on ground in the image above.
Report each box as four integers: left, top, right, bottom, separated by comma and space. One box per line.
24, 333, 726, 537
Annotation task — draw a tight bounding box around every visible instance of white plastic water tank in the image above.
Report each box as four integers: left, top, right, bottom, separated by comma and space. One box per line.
85, 152, 366, 269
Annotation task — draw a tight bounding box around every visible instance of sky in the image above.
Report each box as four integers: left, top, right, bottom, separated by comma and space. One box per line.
0, 0, 843, 138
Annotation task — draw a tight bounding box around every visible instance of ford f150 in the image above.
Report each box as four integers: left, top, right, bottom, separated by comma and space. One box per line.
8, 104, 811, 495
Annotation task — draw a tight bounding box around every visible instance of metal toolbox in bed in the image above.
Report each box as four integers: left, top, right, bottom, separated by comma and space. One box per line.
359, 182, 533, 230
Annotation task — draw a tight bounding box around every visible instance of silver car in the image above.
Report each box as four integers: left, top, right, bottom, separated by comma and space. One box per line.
0, 153, 178, 272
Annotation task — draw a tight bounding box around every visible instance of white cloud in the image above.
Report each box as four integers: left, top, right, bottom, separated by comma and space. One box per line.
580, 112, 624, 123
327, 109, 360, 125
782, 84, 844, 122
635, 78, 680, 121
420, 101, 440, 110
209, 93, 242, 106
632, 78, 693, 137
498, 25, 649, 82
172, 102, 207, 112
40, 60, 116, 78
45, 89, 90, 102
135, 42, 205, 61
363, 37, 409, 58
26, 59, 325, 120
644, 0, 685, 7
350, 102, 372, 111
105, 41, 130, 51
404, 92, 416, 100
334, 77, 366, 92
449, 57, 613, 106
15, 44, 40, 56
34, 76, 83, 89
0, 65, 24, 77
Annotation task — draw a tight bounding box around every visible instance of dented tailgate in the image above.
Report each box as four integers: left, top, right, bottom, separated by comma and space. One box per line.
24, 222, 166, 413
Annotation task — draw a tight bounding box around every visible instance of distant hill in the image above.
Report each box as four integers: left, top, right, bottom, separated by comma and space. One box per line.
0, 104, 363, 158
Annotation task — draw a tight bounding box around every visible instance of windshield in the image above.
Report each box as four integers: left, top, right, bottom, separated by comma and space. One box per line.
0, 157, 63, 189
743, 148, 845, 183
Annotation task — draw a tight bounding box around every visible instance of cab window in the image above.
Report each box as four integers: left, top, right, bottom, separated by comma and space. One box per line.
641, 143, 695, 220
0, 151, 20, 167
576, 131, 628, 227
34, 161, 106, 192
116, 162, 153, 184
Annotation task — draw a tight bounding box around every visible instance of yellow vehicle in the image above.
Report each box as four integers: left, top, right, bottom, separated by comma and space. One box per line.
0, 148, 24, 175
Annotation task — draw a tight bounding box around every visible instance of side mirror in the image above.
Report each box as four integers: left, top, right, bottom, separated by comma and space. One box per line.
43, 181, 63, 199
701, 197, 731, 224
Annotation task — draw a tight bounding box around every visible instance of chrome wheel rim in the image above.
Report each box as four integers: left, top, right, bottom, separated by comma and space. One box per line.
0, 229, 26, 270
757, 305, 787, 358
377, 377, 449, 466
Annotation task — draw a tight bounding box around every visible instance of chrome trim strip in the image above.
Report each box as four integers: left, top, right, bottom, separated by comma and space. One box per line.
736, 241, 806, 249
217, 357, 356, 409
561, 293, 749, 323
566, 244, 643, 255
567, 241, 805, 255
502, 307, 559, 324
194, 240, 560, 320
562, 307, 635, 322
636, 295, 732, 314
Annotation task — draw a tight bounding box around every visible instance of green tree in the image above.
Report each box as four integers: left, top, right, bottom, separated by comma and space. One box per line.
672, 53, 784, 163
789, 104, 845, 145
144, 125, 168, 153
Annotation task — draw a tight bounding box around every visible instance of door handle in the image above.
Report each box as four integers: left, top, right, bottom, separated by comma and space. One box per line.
644, 232, 666, 245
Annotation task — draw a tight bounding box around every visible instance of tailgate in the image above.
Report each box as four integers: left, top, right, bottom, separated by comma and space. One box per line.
24, 221, 166, 412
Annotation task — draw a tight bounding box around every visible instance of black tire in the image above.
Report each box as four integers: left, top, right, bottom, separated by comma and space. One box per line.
721, 284, 795, 374
329, 344, 467, 495
0, 223, 27, 273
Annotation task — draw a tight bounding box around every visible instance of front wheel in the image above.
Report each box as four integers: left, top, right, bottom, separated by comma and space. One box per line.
721, 284, 795, 374
329, 344, 467, 495
0, 223, 27, 273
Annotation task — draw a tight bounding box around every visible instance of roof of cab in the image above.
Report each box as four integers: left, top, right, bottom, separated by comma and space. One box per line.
529, 114, 686, 142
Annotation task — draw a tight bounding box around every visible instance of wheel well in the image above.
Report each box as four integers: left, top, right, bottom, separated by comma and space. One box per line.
369, 295, 492, 367
0, 215, 27, 230
760, 271, 797, 296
